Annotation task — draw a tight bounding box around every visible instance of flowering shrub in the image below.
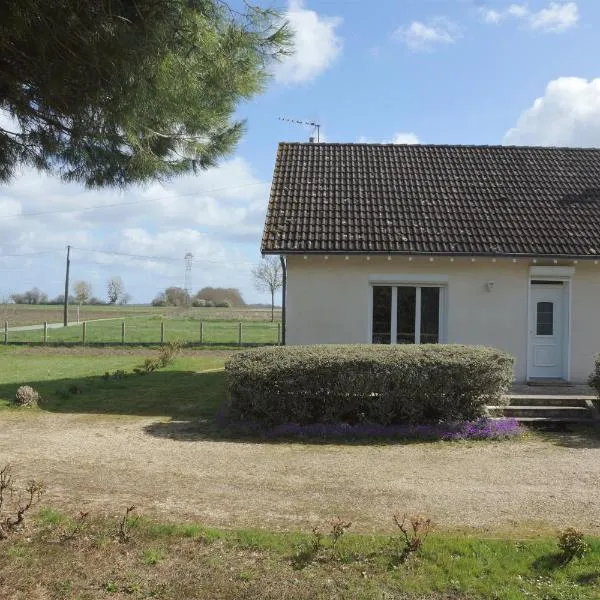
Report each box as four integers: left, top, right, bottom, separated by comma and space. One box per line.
225, 345, 514, 426
217, 414, 521, 441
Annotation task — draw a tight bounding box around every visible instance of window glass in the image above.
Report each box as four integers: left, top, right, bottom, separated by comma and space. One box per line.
396, 287, 416, 344
536, 301, 554, 336
372, 286, 392, 344
421, 287, 440, 344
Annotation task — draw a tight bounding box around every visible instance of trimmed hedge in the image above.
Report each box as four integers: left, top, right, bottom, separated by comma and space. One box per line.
589, 354, 600, 397
225, 344, 514, 426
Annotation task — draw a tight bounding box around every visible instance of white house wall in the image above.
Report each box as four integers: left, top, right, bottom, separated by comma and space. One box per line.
285, 255, 600, 383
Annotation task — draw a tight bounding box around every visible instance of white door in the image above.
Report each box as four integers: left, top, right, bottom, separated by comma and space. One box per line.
529, 283, 565, 379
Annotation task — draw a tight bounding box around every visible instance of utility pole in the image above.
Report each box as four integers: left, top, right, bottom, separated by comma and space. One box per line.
63, 245, 71, 327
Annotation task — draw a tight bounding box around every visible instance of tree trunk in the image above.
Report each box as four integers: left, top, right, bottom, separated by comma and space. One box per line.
271, 290, 274, 322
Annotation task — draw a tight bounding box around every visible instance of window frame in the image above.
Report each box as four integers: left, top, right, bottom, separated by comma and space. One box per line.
370, 283, 447, 345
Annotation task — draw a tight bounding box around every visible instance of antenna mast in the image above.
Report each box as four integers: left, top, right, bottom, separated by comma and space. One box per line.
278, 117, 321, 142
184, 252, 193, 296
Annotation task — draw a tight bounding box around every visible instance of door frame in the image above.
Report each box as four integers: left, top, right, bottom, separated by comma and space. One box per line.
526, 266, 574, 382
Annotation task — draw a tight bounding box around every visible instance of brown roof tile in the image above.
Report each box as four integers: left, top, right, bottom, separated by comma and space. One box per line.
261, 143, 600, 257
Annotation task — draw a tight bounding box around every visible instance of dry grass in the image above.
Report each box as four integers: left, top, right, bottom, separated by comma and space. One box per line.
1, 511, 600, 600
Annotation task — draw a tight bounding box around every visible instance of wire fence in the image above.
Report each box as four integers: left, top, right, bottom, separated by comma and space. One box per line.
2, 319, 281, 347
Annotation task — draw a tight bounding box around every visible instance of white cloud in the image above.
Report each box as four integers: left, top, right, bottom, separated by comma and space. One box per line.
394, 18, 460, 51
358, 132, 421, 144
0, 157, 270, 302
273, 0, 342, 84
529, 2, 578, 32
481, 2, 579, 33
508, 4, 529, 18
504, 77, 600, 146
481, 9, 503, 24
391, 132, 421, 144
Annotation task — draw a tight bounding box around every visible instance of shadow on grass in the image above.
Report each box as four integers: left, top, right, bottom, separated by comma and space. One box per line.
0, 371, 225, 420
526, 423, 600, 450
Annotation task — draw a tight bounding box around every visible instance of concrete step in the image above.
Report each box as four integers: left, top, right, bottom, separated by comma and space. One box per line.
507, 396, 590, 407
488, 405, 594, 420
491, 416, 596, 424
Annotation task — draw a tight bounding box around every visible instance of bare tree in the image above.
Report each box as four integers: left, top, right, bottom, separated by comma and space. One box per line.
252, 257, 283, 322
107, 276, 124, 304
73, 281, 92, 306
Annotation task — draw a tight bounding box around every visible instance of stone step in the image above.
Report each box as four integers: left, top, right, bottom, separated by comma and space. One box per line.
507, 396, 590, 407
488, 405, 594, 420
491, 416, 596, 424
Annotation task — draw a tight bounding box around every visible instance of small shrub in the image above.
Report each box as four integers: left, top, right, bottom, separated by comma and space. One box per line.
103, 369, 127, 381
558, 527, 589, 564
588, 354, 600, 398
192, 298, 206, 307
390, 513, 433, 564
329, 517, 352, 549
158, 341, 182, 367
215, 300, 232, 308
0, 465, 45, 539
13, 385, 40, 407
133, 358, 161, 375
225, 345, 514, 426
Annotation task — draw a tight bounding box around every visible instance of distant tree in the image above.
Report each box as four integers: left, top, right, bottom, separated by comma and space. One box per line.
10, 287, 48, 304
252, 257, 283, 322
0, 1, 291, 187
194, 287, 245, 308
163, 287, 190, 307
107, 276, 124, 304
88, 296, 105, 305
48, 294, 75, 305
151, 292, 168, 307
117, 293, 131, 306
73, 281, 92, 306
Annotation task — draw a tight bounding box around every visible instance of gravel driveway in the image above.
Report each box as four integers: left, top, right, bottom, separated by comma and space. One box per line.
2, 411, 600, 534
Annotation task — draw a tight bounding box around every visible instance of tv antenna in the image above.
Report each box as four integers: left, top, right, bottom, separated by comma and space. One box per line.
184, 252, 193, 295
279, 117, 321, 142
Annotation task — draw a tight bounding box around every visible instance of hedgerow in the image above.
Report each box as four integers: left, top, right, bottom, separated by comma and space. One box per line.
225, 345, 514, 425
589, 354, 600, 398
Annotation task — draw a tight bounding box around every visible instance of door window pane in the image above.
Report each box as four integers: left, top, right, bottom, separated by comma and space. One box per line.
421, 287, 440, 344
372, 286, 392, 344
396, 287, 416, 344
536, 302, 554, 336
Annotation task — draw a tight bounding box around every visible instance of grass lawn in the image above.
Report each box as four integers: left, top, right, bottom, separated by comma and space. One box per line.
6, 314, 280, 345
0, 346, 227, 417
0, 509, 599, 599
2, 346, 600, 598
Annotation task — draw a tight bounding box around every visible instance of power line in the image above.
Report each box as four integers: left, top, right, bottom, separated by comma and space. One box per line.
70, 247, 255, 267
0, 180, 271, 220
0, 249, 63, 258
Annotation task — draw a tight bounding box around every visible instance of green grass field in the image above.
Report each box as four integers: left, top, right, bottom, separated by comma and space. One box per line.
0, 346, 227, 416
5, 314, 280, 345
0, 303, 281, 327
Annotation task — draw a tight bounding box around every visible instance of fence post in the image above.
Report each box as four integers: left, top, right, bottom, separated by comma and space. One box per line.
43, 321, 48, 344
200, 321, 203, 344
160, 321, 164, 344
121, 321, 125, 345
3, 321, 7, 345
238, 322, 242, 346
82, 321, 87, 345
277, 322, 281, 345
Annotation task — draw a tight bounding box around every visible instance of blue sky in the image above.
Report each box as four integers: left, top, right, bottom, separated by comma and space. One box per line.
1, 0, 600, 305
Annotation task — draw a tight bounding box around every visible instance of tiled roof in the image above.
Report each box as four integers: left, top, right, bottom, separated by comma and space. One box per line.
261, 143, 600, 257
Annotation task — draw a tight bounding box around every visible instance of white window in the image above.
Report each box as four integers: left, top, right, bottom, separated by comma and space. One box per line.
371, 285, 445, 345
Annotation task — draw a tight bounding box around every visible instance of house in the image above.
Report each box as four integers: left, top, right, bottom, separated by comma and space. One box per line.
261, 143, 600, 383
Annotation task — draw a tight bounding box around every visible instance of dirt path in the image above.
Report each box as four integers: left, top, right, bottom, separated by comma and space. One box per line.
2, 411, 600, 535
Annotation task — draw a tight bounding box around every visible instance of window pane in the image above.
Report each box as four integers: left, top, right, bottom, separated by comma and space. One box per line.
397, 287, 416, 344
372, 287, 392, 344
421, 287, 440, 344
536, 302, 554, 336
